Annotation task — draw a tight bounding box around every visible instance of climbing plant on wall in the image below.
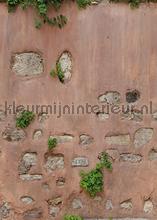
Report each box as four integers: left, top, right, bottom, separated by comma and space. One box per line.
7, 0, 92, 29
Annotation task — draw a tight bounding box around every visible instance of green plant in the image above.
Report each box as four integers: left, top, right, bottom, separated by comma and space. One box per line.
64, 214, 83, 220
16, 110, 35, 128
97, 152, 112, 171
50, 62, 64, 83
7, 0, 91, 29
80, 151, 112, 197
76, 0, 92, 8
80, 167, 104, 197
48, 137, 57, 150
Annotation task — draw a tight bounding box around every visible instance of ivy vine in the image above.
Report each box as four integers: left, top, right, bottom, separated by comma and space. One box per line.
7, 0, 92, 28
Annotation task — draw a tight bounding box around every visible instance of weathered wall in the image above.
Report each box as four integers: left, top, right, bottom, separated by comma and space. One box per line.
0, 1, 157, 219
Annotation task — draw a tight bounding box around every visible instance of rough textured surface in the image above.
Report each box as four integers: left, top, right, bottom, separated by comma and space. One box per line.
98, 91, 121, 104
134, 128, 153, 148
120, 153, 142, 163
20, 196, 34, 204
96, 112, 109, 121
12, 52, 43, 77
23, 208, 43, 219
58, 51, 72, 83
1, 3, 157, 220
79, 134, 94, 145
18, 152, 37, 174
44, 155, 64, 172
143, 199, 153, 213
49, 134, 73, 143
2, 126, 26, 141
120, 200, 133, 210
105, 134, 131, 145
72, 198, 83, 209
71, 157, 89, 167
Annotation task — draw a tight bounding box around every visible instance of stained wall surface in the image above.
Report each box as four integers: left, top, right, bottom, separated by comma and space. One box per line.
0, 2, 157, 219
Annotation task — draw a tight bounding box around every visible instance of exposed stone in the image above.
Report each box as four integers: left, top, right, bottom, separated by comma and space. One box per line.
105, 199, 113, 210
93, 196, 102, 202
58, 51, 72, 83
120, 153, 142, 163
0, 110, 6, 121
120, 199, 133, 210
20, 196, 34, 204
126, 89, 140, 103
38, 112, 49, 123
96, 112, 109, 121
20, 174, 43, 181
71, 157, 89, 167
148, 149, 157, 160
23, 208, 43, 219
2, 127, 26, 142
105, 134, 131, 145
79, 134, 93, 146
106, 149, 119, 161
33, 130, 43, 140
143, 199, 153, 213
47, 197, 62, 206
18, 152, 37, 175
56, 177, 65, 187
121, 109, 143, 122
49, 206, 60, 218
42, 182, 50, 191
0, 202, 11, 219
98, 91, 121, 104
44, 155, 64, 172
49, 134, 74, 144
12, 52, 43, 77
134, 128, 153, 148
72, 198, 83, 209
152, 111, 157, 120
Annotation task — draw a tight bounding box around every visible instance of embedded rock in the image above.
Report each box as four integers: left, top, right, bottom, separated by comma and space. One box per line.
134, 128, 153, 148
105, 134, 131, 145
72, 198, 83, 209
120, 153, 142, 163
58, 51, 72, 83
12, 52, 43, 77
18, 152, 37, 175
23, 208, 43, 219
45, 155, 64, 172
20, 174, 43, 181
2, 127, 26, 142
98, 91, 121, 104
50, 134, 74, 144
71, 157, 89, 167
79, 134, 93, 146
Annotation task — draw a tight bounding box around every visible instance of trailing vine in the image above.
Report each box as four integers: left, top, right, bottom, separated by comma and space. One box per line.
7, 0, 92, 29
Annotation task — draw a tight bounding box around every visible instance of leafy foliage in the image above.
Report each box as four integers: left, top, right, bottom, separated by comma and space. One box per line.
48, 137, 57, 150
110, 0, 140, 8
80, 168, 104, 197
7, 0, 91, 28
80, 152, 113, 197
16, 110, 35, 128
50, 62, 64, 83
97, 152, 112, 171
64, 214, 83, 220
76, 0, 92, 8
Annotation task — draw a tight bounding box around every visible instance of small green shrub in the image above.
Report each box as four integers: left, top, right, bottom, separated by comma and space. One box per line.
80, 168, 103, 197
76, 0, 92, 8
50, 62, 64, 83
7, 0, 90, 29
64, 214, 83, 220
16, 110, 35, 128
98, 152, 112, 171
48, 137, 57, 150
80, 151, 112, 197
